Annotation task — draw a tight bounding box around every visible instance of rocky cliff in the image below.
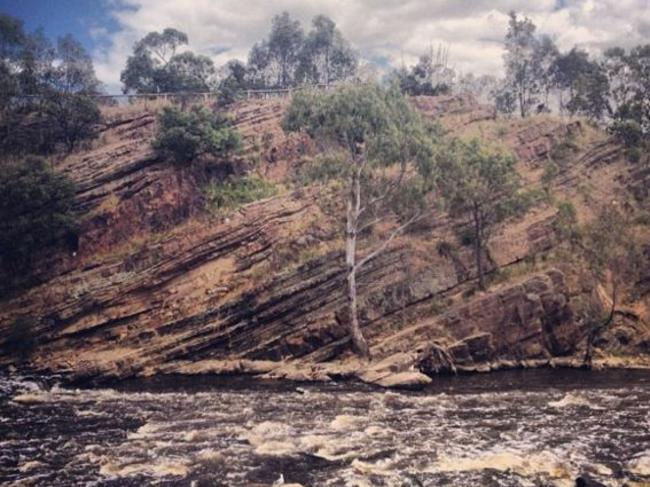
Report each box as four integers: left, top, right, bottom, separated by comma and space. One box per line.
1, 94, 648, 388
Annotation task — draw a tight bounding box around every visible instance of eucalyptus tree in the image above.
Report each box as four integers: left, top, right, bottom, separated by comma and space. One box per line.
48, 34, 101, 94
437, 139, 521, 291
121, 28, 215, 93
296, 15, 357, 86
503, 11, 541, 117
282, 83, 436, 358
533, 35, 559, 108
604, 45, 650, 140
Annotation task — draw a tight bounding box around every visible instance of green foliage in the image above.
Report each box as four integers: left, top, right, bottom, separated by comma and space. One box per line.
604, 45, 650, 133
0, 14, 102, 155
292, 153, 350, 186
204, 175, 277, 211
503, 12, 543, 118
390, 45, 454, 97
153, 105, 241, 165
0, 157, 77, 279
1, 93, 101, 155
225, 13, 357, 91
552, 200, 580, 243
438, 139, 520, 221
541, 161, 560, 186
120, 28, 215, 93
609, 119, 643, 148
217, 60, 248, 106
437, 138, 521, 289
247, 11, 304, 89
458, 227, 476, 247
549, 135, 579, 164
43, 93, 101, 152
582, 205, 639, 277
296, 14, 357, 86
283, 83, 437, 227
49, 33, 102, 94
283, 84, 434, 175
565, 67, 610, 120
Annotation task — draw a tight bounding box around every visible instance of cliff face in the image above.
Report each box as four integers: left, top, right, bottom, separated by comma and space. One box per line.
1, 95, 648, 387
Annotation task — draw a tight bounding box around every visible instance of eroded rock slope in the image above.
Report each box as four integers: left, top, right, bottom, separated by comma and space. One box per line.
1, 95, 648, 387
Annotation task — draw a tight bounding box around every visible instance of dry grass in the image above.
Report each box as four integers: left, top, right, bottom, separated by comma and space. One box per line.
93, 194, 121, 216
99, 98, 176, 118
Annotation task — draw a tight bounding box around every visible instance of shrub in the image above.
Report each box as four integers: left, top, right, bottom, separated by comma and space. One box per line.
43, 93, 102, 153
549, 135, 579, 165
458, 227, 475, 247
204, 175, 277, 211
609, 119, 643, 149
0, 157, 77, 278
552, 200, 580, 243
153, 105, 241, 166
541, 161, 560, 186
1, 93, 101, 155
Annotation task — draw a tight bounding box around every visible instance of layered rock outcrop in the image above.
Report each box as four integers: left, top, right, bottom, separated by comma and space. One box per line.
1, 95, 648, 388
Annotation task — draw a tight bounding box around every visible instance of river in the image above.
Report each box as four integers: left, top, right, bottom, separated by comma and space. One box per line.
1, 369, 649, 486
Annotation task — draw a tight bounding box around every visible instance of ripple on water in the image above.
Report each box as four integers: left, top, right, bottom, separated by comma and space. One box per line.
1, 370, 649, 486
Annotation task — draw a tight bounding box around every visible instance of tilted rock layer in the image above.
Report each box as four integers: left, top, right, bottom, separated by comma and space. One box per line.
1, 95, 648, 387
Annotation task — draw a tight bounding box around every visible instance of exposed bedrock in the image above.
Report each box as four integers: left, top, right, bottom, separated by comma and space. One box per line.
1, 95, 649, 388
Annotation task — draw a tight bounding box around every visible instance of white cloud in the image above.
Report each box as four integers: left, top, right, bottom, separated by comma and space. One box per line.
93, 0, 650, 93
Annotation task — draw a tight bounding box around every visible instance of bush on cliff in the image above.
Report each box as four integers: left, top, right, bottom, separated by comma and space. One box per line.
0, 157, 77, 282
153, 105, 241, 166
1, 93, 102, 156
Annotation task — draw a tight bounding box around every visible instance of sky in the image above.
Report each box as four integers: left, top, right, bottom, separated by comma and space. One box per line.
1, 0, 649, 94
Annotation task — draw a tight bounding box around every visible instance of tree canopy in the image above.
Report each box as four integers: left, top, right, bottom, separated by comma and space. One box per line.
437, 139, 521, 290
296, 15, 357, 86
153, 105, 241, 165
0, 157, 77, 279
0, 13, 102, 155
222, 12, 357, 96
121, 28, 215, 93
392, 46, 454, 97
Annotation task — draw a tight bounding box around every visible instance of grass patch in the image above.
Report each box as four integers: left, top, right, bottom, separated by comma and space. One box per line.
204, 175, 277, 212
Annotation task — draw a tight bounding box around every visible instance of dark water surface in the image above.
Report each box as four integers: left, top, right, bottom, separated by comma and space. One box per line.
1, 369, 649, 486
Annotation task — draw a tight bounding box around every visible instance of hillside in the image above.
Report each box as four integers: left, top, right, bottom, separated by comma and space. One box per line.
1, 94, 649, 388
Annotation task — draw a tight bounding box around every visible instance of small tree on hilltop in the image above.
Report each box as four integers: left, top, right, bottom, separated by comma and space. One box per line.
438, 139, 521, 291
503, 11, 541, 118
153, 105, 241, 166
0, 157, 77, 284
282, 84, 436, 358
121, 28, 216, 94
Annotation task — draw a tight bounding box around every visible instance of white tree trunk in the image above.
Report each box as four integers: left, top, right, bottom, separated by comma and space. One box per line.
345, 161, 371, 359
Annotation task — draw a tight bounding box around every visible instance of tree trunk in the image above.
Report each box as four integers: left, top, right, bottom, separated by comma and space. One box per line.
325, 48, 330, 87
473, 209, 485, 291
519, 87, 526, 118
345, 163, 371, 359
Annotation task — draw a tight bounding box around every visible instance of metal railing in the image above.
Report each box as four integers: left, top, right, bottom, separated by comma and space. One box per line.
7, 84, 339, 112
90, 84, 335, 106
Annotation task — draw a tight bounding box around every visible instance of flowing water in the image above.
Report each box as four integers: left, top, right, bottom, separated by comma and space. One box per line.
1, 369, 649, 486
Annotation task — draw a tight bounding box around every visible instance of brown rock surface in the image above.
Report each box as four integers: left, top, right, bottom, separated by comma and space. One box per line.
0, 95, 648, 387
